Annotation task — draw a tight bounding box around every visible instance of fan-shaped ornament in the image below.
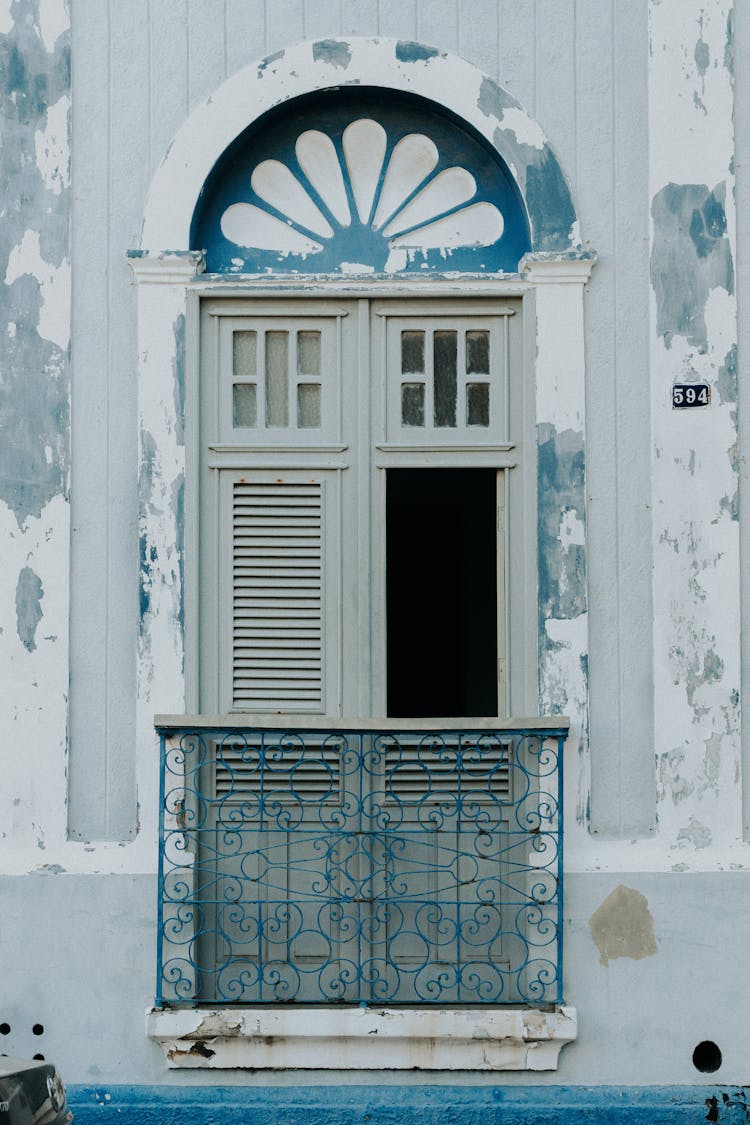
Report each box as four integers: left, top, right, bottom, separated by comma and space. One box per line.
220, 119, 504, 274
192, 94, 531, 274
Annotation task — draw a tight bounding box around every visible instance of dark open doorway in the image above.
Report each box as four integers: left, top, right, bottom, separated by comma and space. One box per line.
386, 468, 498, 718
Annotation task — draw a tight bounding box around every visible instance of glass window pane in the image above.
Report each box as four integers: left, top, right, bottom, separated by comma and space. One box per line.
401, 383, 425, 427
265, 330, 289, 427
433, 330, 457, 428
401, 331, 425, 374
467, 382, 490, 427
466, 330, 490, 375
233, 383, 257, 427
297, 384, 321, 428
233, 330, 257, 377
297, 331, 321, 377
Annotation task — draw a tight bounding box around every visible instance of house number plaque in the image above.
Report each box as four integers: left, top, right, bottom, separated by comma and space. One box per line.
672, 383, 710, 408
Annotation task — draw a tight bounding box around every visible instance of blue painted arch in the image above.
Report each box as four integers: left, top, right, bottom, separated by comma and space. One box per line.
191, 87, 533, 275
142, 39, 581, 262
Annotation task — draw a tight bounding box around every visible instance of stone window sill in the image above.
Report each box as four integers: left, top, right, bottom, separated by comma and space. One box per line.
147, 1005, 577, 1071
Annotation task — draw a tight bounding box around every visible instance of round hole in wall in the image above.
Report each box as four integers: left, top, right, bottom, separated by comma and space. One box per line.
32, 1054, 44, 1061
693, 1041, 722, 1073
0, 1024, 9, 1036
32, 1025, 43, 1036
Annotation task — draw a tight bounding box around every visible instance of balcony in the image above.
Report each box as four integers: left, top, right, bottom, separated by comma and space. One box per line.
154, 716, 569, 1011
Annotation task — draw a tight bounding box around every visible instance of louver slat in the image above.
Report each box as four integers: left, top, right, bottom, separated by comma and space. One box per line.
233, 480, 323, 710
386, 741, 511, 803
214, 742, 340, 801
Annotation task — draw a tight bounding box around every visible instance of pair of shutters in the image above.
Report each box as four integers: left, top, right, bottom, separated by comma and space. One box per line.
202, 299, 515, 719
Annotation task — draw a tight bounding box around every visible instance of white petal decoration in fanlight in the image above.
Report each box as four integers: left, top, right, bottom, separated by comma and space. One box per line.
295, 131, 350, 226
220, 118, 504, 260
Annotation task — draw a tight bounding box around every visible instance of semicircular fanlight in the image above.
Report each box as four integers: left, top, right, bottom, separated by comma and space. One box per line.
220, 118, 505, 269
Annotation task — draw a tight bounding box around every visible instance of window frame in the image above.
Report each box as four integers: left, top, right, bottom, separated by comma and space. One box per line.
185, 282, 539, 723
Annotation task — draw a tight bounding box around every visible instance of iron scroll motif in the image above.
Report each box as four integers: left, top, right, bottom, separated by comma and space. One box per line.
157, 725, 564, 1006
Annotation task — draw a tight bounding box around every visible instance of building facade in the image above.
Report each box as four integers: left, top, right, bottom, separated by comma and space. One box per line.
1, 0, 749, 1120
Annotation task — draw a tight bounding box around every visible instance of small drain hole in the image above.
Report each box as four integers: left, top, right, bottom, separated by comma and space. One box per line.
0, 1025, 9, 1036
693, 1041, 722, 1073
32, 1024, 44, 1036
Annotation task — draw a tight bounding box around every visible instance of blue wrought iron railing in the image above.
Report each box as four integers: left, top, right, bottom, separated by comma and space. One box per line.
155, 716, 568, 1007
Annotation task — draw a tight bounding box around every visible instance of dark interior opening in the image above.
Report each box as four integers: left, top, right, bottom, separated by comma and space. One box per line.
386, 468, 498, 717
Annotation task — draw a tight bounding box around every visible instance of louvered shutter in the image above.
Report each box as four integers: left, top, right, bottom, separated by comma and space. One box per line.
218, 469, 338, 714
232, 478, 323, 710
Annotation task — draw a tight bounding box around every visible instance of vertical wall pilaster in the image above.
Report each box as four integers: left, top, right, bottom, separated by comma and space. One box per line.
648, 0, 740, 849
128, 252, 204, 847
0, 0, 71, 865
523, 254, 595, 843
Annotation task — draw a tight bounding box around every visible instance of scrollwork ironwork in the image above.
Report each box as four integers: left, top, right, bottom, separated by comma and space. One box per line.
156, 724, 565, 1005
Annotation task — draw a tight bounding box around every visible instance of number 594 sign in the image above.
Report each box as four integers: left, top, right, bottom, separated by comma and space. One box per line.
672, 383, 710, 408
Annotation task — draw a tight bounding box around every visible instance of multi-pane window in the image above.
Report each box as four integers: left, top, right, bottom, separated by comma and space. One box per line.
218, 314, 336, 443
199, 299, 523, 720
387, 312, 513, 442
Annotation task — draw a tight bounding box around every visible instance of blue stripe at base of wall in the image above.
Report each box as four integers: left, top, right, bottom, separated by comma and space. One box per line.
66, 1085, 750, 1124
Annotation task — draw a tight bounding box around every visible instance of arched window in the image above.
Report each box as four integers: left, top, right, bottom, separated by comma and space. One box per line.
191, 88, 531, 276
136, 41, 590, 1063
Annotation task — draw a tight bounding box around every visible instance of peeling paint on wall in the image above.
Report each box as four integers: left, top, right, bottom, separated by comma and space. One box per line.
717, 343, 737, 404
15, 565, 43, 652
172, 471, 185, 640
650, 182, 733, 350
312, 39, 351, 69
172, 313, 185, 447
477, 77, 577, 252
0, 1, 70, 527
0, 0, 71, 872
724, 9, 734, 77
677, 817, 712, 850
394, 41, 439, 64
589, 886, 658, 967
138, 429, 158, 631
537, 424, 586, 631
524, 149, 578, 254
649, 0, 740, 855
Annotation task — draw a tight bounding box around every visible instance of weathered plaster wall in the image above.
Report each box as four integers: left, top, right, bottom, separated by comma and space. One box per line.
648, 0, 740, 856
0, 0, 72, 867
2, 871, 749, 1087
736, 0, 750, 838
65, 0, 655, 852
3, 0, 750, 1095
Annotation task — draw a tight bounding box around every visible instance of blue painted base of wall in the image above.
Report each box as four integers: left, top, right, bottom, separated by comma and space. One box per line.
67, 1084, 749, 1124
